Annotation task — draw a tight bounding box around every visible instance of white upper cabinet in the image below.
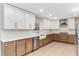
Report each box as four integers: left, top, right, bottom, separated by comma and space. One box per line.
51, 20, 59, 29
68, 18, 75, 29
14, 7, 25, 29
4, 4, 16, 29
4, 4, 35, 29
25, 13, 35, 29
40, 18, 51, 29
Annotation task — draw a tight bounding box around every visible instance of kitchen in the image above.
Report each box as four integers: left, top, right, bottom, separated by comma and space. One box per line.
0, 3, 79, 56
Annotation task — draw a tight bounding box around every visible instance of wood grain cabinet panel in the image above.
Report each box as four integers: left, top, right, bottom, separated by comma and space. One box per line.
16, 39, 26, 56
39, 40, 44, 47
43, 39, 47, 45
25, 38, 32, 53
52, 34, 57, 41
68, 35, 75, 43
59, 33, 68, 42
46, 35, 52, 43
4, 41, 16, 56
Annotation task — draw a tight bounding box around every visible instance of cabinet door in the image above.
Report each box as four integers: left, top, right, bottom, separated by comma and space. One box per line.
39, 40, 44, 47
59, 34, 68, 42
4, 41, 16, 56
68, 35, 75, 43
68, 18, 75, 29
25, 13, 35, 29
43, 39, 47, 45
15, 7, 25, 29
40, 19, 49, 29
4, 4, 16, 29
51, 20, 59, 29
46, 20, 51, 29
16, 40, 26, 56
4, 4, 25, 29
26, 38, 32, 53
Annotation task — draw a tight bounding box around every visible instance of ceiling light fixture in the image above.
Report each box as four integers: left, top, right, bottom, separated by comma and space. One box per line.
49, 14, 52, 17
39, 9, 44, 13
72, 8, 79, 12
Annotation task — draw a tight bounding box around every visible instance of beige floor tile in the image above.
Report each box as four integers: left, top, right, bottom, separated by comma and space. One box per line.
26, 42, 76, 56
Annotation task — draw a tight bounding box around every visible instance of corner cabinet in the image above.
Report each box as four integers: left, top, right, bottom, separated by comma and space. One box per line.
40, 18, 51, 29
51, 20, 59, 29
4, 4, 35, 29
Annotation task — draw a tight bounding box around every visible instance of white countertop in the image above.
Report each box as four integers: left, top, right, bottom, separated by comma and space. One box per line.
0, 29, 75, 42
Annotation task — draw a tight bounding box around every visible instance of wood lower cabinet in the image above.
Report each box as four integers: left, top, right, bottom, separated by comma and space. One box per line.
46, 34, 53, 43
4, 41, 16, 56
52, 34, 58, 41
59, 33, 68, 42
43, 39, 47, 45
68, 34, 75, 43
39, 39, 44, 47
59, 33, 75, 43
25, 38, 32, 53
16, 39, 26, 56
39, 38, 47, 47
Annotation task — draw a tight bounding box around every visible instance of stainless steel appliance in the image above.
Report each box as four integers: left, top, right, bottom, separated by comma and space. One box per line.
32, 36, 39, 50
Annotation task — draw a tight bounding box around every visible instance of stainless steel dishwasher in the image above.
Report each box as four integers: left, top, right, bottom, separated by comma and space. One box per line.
32, 36, 39, 51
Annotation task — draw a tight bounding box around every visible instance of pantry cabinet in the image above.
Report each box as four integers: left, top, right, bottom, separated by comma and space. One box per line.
4, 41, 16, 56
4, 4, 35, 29
16, 39, 26, 56
25, 38, 32, 53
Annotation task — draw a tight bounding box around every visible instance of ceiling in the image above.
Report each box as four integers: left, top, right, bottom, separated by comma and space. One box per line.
10, 3, 79, 19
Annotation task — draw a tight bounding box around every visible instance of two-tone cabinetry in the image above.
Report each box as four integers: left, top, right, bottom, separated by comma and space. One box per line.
39, 34, 54, 47
57, 34, 75, 43
3, 38, 32, 56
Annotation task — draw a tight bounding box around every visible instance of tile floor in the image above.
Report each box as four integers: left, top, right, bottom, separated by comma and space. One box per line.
27, 42, 76, 56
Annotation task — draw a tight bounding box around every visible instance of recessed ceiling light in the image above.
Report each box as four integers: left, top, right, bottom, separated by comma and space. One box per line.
72, 8, 79, 12
39, 9, 44, 13
49, 14, 52, 17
